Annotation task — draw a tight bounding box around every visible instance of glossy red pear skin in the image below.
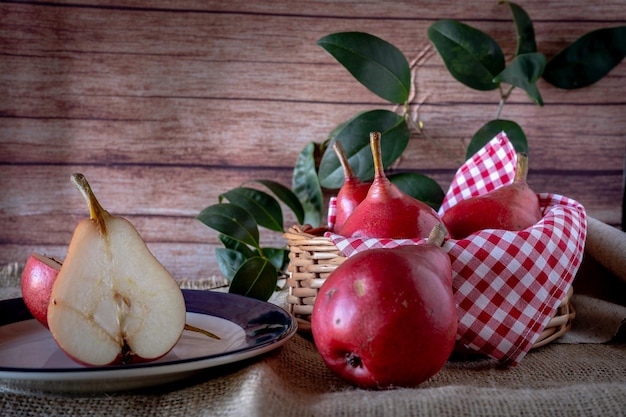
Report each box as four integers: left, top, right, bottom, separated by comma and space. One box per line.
442, 183, 542, 239
332, 140, 370, 232
21, 253, 62, 328
334, 178, 370, 232
337, 132, 443, 239
337, 175, 442, 239
311, 240, 457, 389
441, 154, 542, 239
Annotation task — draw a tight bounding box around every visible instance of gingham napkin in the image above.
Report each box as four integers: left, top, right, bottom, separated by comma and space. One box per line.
325, 132, 587, 365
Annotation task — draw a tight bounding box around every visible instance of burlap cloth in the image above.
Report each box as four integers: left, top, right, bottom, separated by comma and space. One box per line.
1, 259, 625, 417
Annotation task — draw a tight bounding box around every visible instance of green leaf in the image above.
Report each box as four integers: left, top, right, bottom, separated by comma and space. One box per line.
218, 234, 255, 258
543, 26, 626, 89
318, 110, 409, 189
292, 142, 323, 227
466, 119, 528, 160
228, 256, 278, 301
197, 203, 259, 247
318, 32, 411, 104
220, 187, 283, 232
215, 247, 248, 282
503, 1, 537, 55
494, 53, 546, 105
388, 172, 445, 211
261, 247, 290, 271
428, 19, 505, 91
249, 179, 305, 225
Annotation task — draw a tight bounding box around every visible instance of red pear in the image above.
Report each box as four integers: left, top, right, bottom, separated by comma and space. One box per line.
442, 153, 542, 239
21, 253, 62, 328
332, 140, 370, 232
311, 224, 457, 389
337, 132, 443, 239
47, 173, 186, 366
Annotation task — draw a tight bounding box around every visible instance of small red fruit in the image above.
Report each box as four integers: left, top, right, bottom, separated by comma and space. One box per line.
21, 253, 62, 328
442, 153, 542, 239
332, 140, 370, 232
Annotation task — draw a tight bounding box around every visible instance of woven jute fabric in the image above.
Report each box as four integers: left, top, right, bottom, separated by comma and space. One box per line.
1, 263, 625, 417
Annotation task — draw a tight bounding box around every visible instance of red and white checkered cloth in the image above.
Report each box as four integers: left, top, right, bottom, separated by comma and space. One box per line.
325, 132, 587, 365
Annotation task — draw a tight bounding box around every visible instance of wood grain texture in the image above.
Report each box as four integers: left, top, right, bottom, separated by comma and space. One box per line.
1, 0, 625, 280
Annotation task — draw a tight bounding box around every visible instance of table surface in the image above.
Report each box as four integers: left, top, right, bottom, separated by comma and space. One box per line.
2, 260, 626, 417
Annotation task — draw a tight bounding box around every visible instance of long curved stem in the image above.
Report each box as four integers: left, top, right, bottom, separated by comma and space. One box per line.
369, 132, 384, 178
71, 173, 110, 234
332, 141, 355, 179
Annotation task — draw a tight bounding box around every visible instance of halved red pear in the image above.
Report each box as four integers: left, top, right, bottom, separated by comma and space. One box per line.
47, 173, 186, 366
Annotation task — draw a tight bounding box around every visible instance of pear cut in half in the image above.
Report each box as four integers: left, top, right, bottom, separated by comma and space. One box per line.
47, 173, 186, 366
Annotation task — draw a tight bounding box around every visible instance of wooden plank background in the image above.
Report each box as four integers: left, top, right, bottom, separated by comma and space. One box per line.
1, 0, 625, 281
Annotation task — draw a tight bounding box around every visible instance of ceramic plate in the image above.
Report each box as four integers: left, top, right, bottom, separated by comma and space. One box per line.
0, 289, 297, 394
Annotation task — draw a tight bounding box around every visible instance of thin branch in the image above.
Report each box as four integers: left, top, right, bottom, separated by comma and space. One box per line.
402, 45, 462, 165
496, 84, 516, 119
405, 113, 463, 166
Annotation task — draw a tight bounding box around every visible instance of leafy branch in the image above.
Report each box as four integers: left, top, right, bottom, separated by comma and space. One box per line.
198, 1, 625, 301
196, 181, 304, 300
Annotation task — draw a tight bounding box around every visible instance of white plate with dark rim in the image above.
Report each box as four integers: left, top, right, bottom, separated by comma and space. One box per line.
0, 289, 297, 394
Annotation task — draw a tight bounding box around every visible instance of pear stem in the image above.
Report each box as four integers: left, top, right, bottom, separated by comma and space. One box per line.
184, 323, 221, 340
514, 153, 530, 182
369, 132, 384, 179
427, 223, 447, 247
332, 141, 356, 180
71, 173, 109, 233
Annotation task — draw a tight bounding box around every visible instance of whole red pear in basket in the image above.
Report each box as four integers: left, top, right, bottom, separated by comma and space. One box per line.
442, 153, 543, 239
337, 132, 443, 239
21, 253, 62, 328
332, 140, 370, 232
311, 224, 457, 389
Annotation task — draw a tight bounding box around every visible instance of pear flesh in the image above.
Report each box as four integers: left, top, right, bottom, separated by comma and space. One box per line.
47, 174, 186, 366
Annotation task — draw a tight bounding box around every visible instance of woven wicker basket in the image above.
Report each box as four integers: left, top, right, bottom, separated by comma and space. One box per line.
283, 224, 576, 350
